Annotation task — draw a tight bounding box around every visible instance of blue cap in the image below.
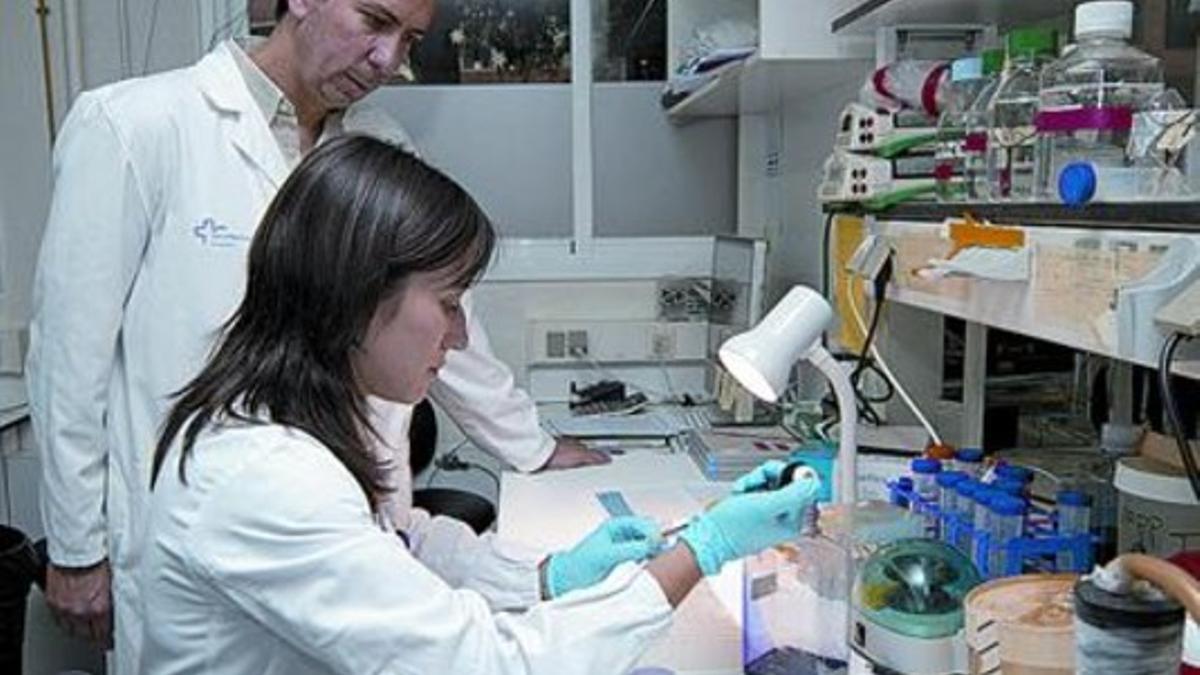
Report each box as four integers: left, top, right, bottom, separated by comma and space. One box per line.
956, 448, 984, 463
974, 488, 1001, 506
996, 465, 1034, 483
912, 458, 943, 474
951, 56, 983, 81
990, 495, 1028, 516
956, 478, 983, 497
994, 478, 1025, 496
1057, 489, 1092, 507
1058, 162, 1096, 207
937, 470, 968, 488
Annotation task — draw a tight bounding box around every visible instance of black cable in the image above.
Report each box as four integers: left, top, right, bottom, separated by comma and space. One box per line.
1158, 332, 1200, 501
468, 464, 502, 497
854, 257, 892, 384
841, 255, 895, 424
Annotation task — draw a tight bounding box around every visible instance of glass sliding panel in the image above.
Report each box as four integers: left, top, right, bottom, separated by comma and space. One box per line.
412, 0, 571, 84
593, 0, 667, 81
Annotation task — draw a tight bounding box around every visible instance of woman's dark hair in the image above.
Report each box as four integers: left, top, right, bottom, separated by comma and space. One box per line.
275, 0, 288, 20
151, 135, 495, 506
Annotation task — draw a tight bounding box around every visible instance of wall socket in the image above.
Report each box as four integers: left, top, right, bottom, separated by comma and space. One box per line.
529, 320, 707, 365
544, 329, 589, 358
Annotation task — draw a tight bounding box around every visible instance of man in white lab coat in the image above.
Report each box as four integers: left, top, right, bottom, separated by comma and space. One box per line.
25, 1, 606, 672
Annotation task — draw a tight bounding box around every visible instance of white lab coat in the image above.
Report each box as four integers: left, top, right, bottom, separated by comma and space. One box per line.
26, 41, 553, 673
142, 421, 672, 675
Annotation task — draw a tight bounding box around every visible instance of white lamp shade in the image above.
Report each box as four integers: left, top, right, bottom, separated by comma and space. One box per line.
718, 286, 833, 402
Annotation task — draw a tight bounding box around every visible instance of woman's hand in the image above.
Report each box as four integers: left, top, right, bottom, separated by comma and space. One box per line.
542, 516, 661, 598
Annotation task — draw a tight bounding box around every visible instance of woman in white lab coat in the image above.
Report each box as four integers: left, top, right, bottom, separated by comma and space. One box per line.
142, 135, 820, 675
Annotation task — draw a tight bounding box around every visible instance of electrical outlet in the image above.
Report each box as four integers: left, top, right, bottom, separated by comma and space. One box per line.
567, 330, 588, 356
528, 320, 708, 364
546, 331, 566, 358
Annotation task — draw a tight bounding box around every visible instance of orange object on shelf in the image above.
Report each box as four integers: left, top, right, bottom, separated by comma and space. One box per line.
947, 214, 1025, 257
926, 442, 956, 461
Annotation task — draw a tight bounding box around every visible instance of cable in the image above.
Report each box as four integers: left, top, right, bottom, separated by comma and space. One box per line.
424, 438, 469, 488
847, 276, 944, 446
1158, 332, 1200, 501
569, 347, 675, 403
468, 463, 502, 496
851, 258, 888, 384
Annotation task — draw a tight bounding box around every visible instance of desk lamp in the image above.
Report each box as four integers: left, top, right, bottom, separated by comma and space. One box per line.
718, 286, 857, 502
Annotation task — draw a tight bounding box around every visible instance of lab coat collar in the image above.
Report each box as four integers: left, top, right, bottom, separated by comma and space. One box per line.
194, 40, 291, 188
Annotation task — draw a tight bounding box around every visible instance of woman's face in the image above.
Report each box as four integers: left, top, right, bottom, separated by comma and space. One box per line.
353, 269, 469, 403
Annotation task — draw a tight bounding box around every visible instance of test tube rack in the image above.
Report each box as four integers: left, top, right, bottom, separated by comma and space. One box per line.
887, 481, 1093, 579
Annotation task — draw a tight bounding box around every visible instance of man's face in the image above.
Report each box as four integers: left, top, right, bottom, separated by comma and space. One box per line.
291, 0, 435, 109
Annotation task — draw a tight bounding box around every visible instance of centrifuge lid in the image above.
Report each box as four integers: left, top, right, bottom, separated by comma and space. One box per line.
853, 538, 982, 640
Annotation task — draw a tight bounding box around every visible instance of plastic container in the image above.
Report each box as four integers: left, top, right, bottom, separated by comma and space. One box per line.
1114, 457, 1200, 558
987, 495, 1027, 577
1074, 576, 1185, 674
1036, 1, 1164, 201
994, 464, 1033, 485
743, 502, 923, 666
911, 458, 943, 503
965, 574, 1078, 675
987, 27, 1057, 200
961, 49, 1005, 201
935, 57, 989, 202
955, 479, 984, 554
993, 478, 1026, 498
937, 471, 968, 543
862, 60, 951, 116
955, 447, 985, 479
972, 489, 999, 568
1055, 490, 1093, 572
1169, 551, 1200, 675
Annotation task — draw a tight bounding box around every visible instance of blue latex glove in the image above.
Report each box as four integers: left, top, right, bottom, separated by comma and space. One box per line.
730, 459, 788, 494
545, 516, 662, 598
680, 465, 821, 576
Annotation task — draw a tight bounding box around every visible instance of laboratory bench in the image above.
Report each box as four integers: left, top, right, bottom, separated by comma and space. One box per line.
499, 447, 745, 675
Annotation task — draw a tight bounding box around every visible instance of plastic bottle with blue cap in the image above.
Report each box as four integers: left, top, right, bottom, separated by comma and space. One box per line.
1056, 489, 1093, 572
954, 447, 985, 479
935, 56, 989, 202
935, 471, 967, 543
1037, 0, 1163, 201
971, 488, 1000, 568
911, 458, 943, 503
954, 479, 983, 553
911, 458, 943, 535
995, 464, 1033, 485
987, 495, 1027, 577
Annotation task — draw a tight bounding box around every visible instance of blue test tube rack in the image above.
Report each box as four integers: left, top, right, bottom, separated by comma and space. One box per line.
887, 479, 1093, 579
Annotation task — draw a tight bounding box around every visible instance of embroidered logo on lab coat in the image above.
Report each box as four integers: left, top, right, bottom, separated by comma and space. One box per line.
193, 217, 250, 248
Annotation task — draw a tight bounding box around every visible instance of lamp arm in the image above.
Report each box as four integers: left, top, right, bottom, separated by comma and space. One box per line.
806, 345, 858, 503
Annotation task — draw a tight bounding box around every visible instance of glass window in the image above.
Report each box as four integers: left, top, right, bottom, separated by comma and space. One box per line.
411, 0, 571, 84
593, 0, 666, 81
